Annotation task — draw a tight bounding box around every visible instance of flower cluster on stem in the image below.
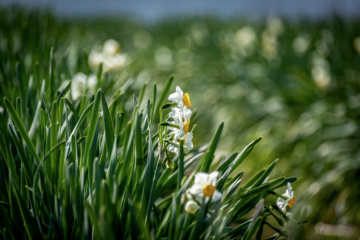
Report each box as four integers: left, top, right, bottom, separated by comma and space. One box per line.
167, 86, 193, 154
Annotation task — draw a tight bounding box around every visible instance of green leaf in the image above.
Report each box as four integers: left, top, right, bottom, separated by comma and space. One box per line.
135, 113, 144, 165
64, 98, 80, 122
83, 90, 101, 168
4, 97, 40, 164
244, 217, 263, 240
153, 74, 174, 121
218, 137, 262, 173
101, 91, 115, 159
199, 122, 224, 172
178, 139, 185, 190
8, 123, 33, 183
50, 101, 58, 182
13, 186, 37, 239
160, 122, 180, 129
139, 82, 147, 104
252, 159, 279, 188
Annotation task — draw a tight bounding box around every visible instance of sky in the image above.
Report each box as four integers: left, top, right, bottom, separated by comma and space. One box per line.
1, 0, 360, 21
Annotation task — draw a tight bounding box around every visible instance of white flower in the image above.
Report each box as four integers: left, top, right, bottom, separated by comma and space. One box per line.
103, 39, 121, 56
167, 86, 193, 154
185, 200, 199, 214
188, 171, 222, 201
182, 132, 193, 152
168, 86, 191, 108
103, 53, 126, 71
71, 73, 97, 101
167, 132, 193, 154
276, 182, 296, 212
88, 50, 104, 69
169, 107, 191, 126
88, 39, 126, 72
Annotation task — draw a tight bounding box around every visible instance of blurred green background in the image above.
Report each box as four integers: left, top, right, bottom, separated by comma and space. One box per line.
1, 7, 360, 238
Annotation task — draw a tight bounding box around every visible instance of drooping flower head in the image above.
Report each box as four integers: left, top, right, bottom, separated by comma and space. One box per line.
276, 182, 296, 212
188, 171, 222, 201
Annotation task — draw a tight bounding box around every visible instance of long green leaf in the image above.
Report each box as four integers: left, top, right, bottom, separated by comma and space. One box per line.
153, 74, 174, 121
101, 91, 115, 159
199, 122, 224, 172
4, 97, 40, 164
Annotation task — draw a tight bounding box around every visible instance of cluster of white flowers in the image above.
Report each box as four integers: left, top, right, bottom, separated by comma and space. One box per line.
184, 171, 222, 214
277, 182, 296, 213
70, 72, 97, 101
167, 86, 193, 154
89, 39, 126, 72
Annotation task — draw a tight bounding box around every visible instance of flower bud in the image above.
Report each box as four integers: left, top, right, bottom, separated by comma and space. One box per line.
185, 200, 199, 214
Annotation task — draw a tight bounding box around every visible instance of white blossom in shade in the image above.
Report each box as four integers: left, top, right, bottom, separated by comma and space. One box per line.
276, 182, 296, 212
168, 86, 191, 108
185, 200, 199, 214
103, 39, 121, 56
188, 171, 222, 202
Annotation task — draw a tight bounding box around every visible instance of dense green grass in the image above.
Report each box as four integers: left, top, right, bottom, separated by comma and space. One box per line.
1, 7, 360, 238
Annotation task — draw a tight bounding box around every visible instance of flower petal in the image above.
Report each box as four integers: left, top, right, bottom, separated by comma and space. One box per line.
212, 190, 222, 201
194, 172, 209, 186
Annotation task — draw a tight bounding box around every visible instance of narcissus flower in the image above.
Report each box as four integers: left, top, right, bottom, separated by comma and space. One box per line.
188, 171, 222, 201
167, 86, 193, 154
184, 200, 199, 214
168, 86, 192, 108
277, 182, 296, 212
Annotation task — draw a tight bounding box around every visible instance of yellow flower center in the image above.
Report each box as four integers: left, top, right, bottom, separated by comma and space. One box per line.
203, 184, 216, 197
183, 119, 190, 134
183, 93, 191, 107
287, 196, 296, 208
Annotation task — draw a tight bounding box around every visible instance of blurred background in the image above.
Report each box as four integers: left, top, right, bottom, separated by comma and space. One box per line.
1, 0, 360, 239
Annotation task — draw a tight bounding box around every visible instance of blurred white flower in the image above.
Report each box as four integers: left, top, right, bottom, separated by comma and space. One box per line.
88, 50, 104, 69
71, 73, 97, 101
277, 182, 296, 212
168, 86, 191, 108
184, 200, 199, 214
188, 171, 222, 201
235, 26, 256, 48
103, 39, 121, 56
354, 37, 360, 54
293, 34, 310, 55
88, 39, 127, 72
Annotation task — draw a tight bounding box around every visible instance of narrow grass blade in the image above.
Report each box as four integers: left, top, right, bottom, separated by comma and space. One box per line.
199, 122, 224, 172
153, 74, 174, 121
4, 97, 40, 164
100, 91, 115, 158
